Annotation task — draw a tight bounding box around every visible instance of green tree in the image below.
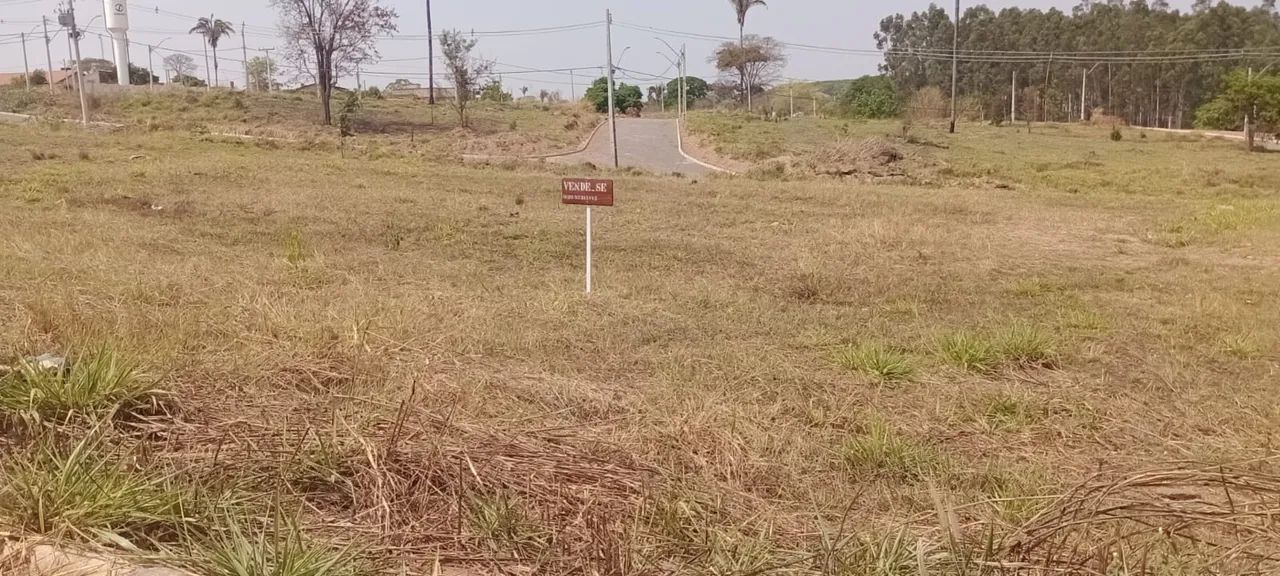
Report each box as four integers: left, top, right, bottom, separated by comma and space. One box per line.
247, 56, 276, 91
1195, 69, 1280, 151
585, 77, 643, 113
127, 64, 158, 85
839, 75, 898, 119
172, 74, 207, 88
664, 76, 709, 109
480, 79, 513, 102
874, 1, 1280, 127
189, 15, 234, 87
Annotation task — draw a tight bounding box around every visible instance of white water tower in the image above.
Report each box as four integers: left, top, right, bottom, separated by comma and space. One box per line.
103, 0, 130, 85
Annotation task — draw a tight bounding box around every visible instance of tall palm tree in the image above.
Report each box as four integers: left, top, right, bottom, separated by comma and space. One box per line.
730, 0, 767, 45
190, 15, 234, 88
728, 0, 767, 109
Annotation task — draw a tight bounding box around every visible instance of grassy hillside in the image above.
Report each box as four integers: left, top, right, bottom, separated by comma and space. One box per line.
0, 105, 1277, 575
0, 87, 601, 157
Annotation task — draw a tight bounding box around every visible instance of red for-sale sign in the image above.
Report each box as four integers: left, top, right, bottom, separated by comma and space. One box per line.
561, 178, 614, 207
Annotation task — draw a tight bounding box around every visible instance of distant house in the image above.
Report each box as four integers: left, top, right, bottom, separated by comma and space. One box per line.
0, 69, 89, 89
289, 83, 353, 95
383, 79, 454, 100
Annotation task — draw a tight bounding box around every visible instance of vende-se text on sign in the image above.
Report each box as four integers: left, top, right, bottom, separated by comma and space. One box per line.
561, 178, 614, 207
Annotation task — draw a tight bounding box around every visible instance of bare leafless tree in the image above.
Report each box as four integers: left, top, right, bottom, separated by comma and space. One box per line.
712, 35, 786, 104
272, 0, 398, 125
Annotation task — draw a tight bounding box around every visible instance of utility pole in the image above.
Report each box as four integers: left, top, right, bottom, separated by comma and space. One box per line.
426, 0, 435, 105
262, 48, 274, 91
1080, 68, 1087, 121
60, 0, 89, 125
1043, 52, 1053, 122
43, 17, 56, 94
241, 23, 249, 91
355, 60, 363, 91
605, 9, 618, 169
1245, 67, 1254, 151
788, 84, 794, 118
680, 44, 687, 119
1011, 70, 1017, 122
21, 33, 32, 90
147, 44, 154, 90
570, 69, 576, 101
949, 0, 959, 134
202, 40, 210, 90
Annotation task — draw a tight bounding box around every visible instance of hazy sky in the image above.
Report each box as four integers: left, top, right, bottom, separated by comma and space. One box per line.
0, 1, 1256, 93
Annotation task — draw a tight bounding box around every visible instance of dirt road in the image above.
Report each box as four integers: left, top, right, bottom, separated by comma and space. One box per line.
550, 118, 723, 176
1147, 127, 1280, 151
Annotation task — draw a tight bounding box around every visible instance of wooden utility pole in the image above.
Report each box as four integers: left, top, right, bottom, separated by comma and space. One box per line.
426, 0, 435, 105
949, 0, 959, 133
241, 23, 249, 91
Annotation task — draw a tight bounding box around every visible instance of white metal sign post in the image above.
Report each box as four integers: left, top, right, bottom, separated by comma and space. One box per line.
561, 178, 615, 293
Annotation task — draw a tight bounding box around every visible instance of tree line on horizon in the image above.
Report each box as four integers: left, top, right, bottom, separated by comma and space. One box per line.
871, 0, 1280, 129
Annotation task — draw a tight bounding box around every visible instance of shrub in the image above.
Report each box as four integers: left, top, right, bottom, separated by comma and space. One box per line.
1110, 126, 1123, 141
839, 75, 898, 119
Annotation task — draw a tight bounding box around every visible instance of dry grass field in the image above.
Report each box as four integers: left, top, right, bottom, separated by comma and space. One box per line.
0, 88, 600, 157
0, 103, 1278, 576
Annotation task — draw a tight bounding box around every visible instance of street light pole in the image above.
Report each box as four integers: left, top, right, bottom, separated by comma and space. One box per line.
605, 9, 618, 169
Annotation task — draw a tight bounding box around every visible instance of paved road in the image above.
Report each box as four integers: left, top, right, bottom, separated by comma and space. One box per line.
550, 118, 716, 176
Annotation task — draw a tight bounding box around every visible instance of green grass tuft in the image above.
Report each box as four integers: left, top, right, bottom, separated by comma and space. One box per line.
1220, 333, 1261, 359
0, 433, 186, 539
978, 391, 1041, 432
832, 343, 915, 383
995, 324, 1058, 368
843, 420, 943, 480
939, 331, 998, 373
466, 490, 547, 554
198, 513, 365, 576
0, 346, 161, 421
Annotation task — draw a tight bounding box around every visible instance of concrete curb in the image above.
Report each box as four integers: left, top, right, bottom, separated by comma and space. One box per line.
529, 118, 607, 159
675, 118, 734, 175
460, 118, 606, 164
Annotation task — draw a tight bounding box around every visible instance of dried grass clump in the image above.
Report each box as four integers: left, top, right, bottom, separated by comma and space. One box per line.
1004, 460, 1280, 574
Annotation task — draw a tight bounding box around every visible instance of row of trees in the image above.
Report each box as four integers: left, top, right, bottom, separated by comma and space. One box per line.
875, 0, 1280, 128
